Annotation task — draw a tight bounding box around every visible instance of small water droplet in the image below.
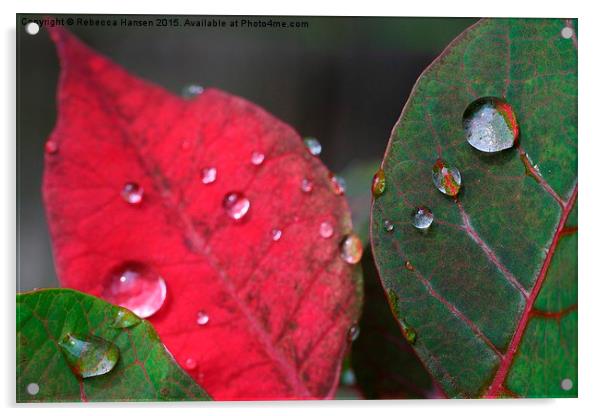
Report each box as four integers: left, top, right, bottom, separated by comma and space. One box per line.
404, 260, 415, 271
181, 84, 204, 99
196, 310, 210, 326
412, 206, 434, 230
561, 378, 573, 391
102, 262, 167, 318
403, 325, 417, 345
113, 307, 142, 328
45, 140, 58, 155
384, 220, 394, 232
184, 358, 198, 370
121, 182, 144, 205
432, 159, 461, 196
58, 333, 120, 378
319, 221, 334, 239
329, 173, 346, 195
223, 192, 250, 221
347, 324, 360, 342
201, 167, 217, 184
372, 168, 386, 197
300, 178, 313, 193
463, 97, 519, 153
26, 382, 39, 395
341, 369, 356, 386
251, 151, 265, 166
561, 27, 573, 39
303, 137, 322, 156
340, 234, 363, 264
271, 228, 282, 241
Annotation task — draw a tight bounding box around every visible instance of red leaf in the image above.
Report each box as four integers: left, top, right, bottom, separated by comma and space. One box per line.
42, 27, 362, 400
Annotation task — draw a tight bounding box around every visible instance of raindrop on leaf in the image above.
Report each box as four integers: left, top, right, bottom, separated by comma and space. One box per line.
340, 234, 363, 264
58, 333, 120, 378
432, 159, 461, 196
223, 192, 250, 221
303, 137, 322, 156
463, 97, 519, 152
121, 182, 144, 205
371, 168, 386, 197
412, 206, 434, 230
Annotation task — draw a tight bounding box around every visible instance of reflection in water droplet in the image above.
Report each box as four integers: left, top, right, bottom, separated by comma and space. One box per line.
561, 27, 573, 39
26, 383, 40, 395
412, 206, 434, 230
319, 221, 334, 239
384, 220, 394, 232
348, 324, 360, 342
196, 310, 210, 326
58, 333, 120, 378
463, 97, 519, 153
45, 140, 58, 155
432, 159, 461, 196
372, 168, 386, 197
271, 229, 282, 241
404, 260, 415, 271
103, 262, 167, 318
329, 174, 346, 195
121, 182, 144, 205
223, 192, 251, 221
184, 358, 198, 370
303, 137, 322, 156
181, 84, 204, 99
201, 167, 217, 184
340, 234, 363, 264
113, 307, 142, 328
300, 178, 313, 193
561, 378, 573, 391
251, 151, 265, 166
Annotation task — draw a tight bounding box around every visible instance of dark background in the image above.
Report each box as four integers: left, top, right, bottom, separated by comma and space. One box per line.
17, 15, 476, 291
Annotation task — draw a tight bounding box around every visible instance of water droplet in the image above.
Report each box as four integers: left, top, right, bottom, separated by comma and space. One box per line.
121, 182, 144, 205
561, 27, 573, 39
271, 228, 282, 241
26, 382, 39, 395
201, 167, 217, 184
463, 97, 519, 153
561, 378, 573, 391
372, 168, 386, 197
223, 192, 251, 221
340, 234, 363, 264
181, 84, 204, 99
113, 307, 142, 328
45, 140, 58, 155
184, 358, 198, 370
319, 221, 334, 239
404, 260, 415, 271
303, 137, 322, 156
341, 369, 356, 386
58, 333, 120, 378
251, 151, 265, 166
347, 324, 360, 342
102, 262, 167, 318
329, 174, 346, 195
300, 178, 313, 193
196, 310, 210, 326
384, 220, 394, 232
412, 206, 434, 230
403, 325, 417, 345
432, 159, 461, 196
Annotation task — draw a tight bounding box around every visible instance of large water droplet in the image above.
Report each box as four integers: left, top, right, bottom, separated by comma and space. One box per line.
340, 234, 363, 264
250, 151, 265, 166
384, 220, 394, 232
184, 358, 198, 370
463, 97, 519, 153
26, 383, 40, 395
372, 168, 386, 197
102, 262, 167, 318
196, 310, 210, 326
201, 167, 217, 184
113, 307, 142, 328
319, 221, 334, 239
300, 178, 313, 193
121, 182, 144, 205
45, 140, 58, 155
347, 324, 360, 342
271, 228, 282, 241
58, 333, 120, 378
223, 192, 250, 221
329, 174, 346, 195
181, 84, 204, 99
303, 137, 322, 156
432, 159, 461, 196
412, 206, 434, 230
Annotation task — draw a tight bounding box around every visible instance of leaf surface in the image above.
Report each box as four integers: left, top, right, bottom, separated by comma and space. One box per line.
371, 18, 577, 398
17, 289, 210, 402
43, 27, 362, 400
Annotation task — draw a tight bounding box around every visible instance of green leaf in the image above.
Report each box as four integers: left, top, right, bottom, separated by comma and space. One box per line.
371, 18, 577, 398
17, 288, 211, 402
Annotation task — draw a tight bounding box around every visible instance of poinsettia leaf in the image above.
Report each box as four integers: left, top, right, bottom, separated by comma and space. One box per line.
371, 18, 577, 398
17, 288, 210, 402
43, 27, 362, 400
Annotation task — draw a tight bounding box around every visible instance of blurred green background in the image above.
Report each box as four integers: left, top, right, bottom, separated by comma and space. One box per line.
17, 15, 477, 291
